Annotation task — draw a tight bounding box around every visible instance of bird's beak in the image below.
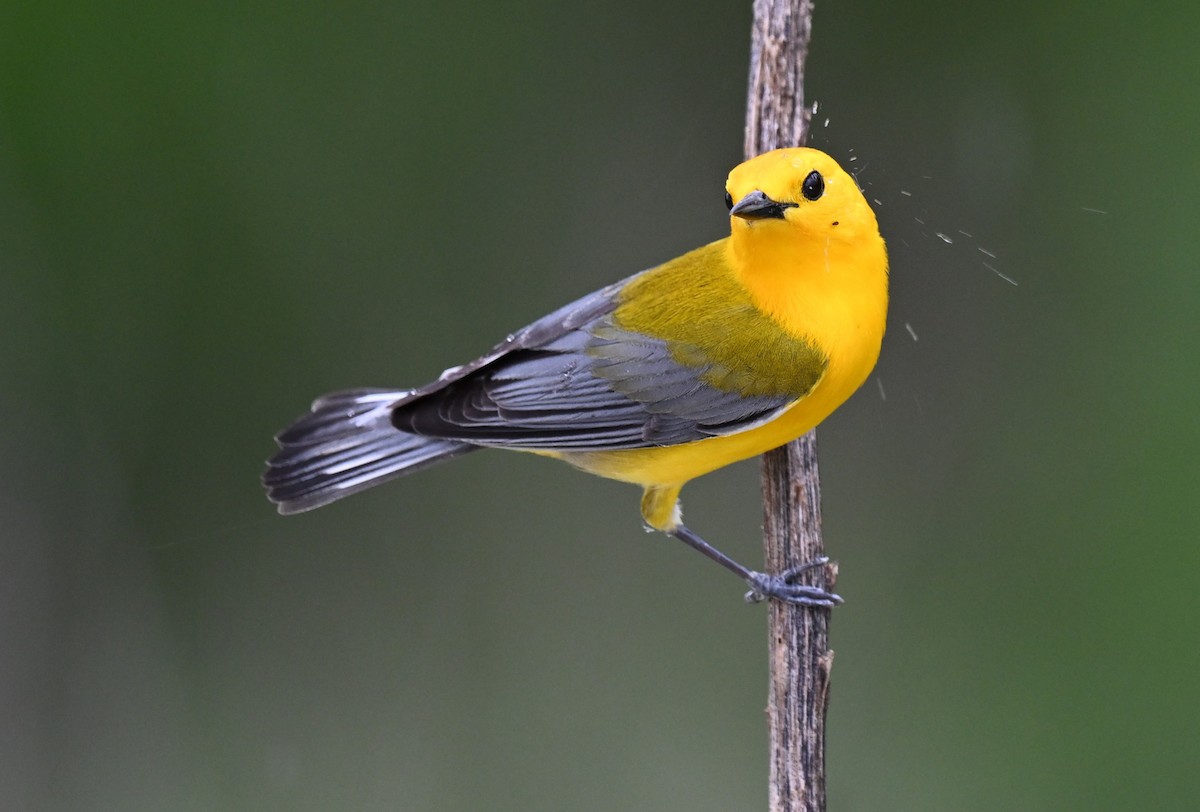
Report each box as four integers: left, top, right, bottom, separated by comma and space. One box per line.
729, 190, 797, 220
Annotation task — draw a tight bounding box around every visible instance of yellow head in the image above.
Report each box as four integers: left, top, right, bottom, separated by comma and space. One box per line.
722, 147, 889, 345
724, 147, 880, 245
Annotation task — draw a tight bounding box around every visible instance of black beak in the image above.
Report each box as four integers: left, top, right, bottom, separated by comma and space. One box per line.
729, 190, 796, 220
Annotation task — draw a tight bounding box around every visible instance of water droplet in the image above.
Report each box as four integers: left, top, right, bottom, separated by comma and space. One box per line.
982, 261, 1017, 286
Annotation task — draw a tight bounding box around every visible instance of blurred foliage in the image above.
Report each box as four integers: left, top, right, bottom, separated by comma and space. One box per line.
2, 1, 1197, 810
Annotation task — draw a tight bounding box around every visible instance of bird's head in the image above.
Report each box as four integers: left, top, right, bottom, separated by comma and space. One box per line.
724, 147, 880, 247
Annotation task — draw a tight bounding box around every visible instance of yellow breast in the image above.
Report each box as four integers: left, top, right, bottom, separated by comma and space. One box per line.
557, 222, 887, 487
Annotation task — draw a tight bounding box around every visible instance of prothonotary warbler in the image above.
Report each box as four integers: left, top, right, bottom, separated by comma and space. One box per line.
263, 147, 888, 605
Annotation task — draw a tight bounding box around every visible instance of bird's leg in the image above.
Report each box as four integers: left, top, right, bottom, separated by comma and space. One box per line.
667, 523, 842, 607
639, 486, 841, 607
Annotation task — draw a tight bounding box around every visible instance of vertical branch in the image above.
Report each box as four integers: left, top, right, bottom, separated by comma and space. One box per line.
744, 2, 834, 811
760, 437, 834, 812
745, 0, 815, 159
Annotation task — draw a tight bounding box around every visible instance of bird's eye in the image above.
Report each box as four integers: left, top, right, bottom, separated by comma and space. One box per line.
801, 170, 824, 201
724, 191, 734, 211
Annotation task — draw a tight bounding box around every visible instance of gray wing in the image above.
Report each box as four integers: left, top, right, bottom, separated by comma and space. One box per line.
387, 278, 802, 450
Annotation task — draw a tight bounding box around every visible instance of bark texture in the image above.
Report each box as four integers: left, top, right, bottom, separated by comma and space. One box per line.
745, 2, 834, 810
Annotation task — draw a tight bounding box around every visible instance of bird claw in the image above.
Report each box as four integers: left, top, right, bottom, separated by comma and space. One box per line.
743, 557, 842, 607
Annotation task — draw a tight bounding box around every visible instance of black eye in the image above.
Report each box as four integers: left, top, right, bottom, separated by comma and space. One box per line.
801, 170, 824, 201
724, 191, 734, 210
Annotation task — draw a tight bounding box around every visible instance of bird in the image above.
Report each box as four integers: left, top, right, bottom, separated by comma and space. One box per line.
263, 147, 888, 605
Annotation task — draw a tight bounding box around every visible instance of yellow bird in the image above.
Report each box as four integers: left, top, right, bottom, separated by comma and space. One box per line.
264, 147, 888, 605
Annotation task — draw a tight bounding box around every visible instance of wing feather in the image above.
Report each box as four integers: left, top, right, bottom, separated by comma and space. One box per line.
389, 278, 811, 450
267, 243, 830, 514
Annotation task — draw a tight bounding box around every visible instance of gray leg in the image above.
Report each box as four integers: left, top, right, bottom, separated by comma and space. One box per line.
667, 523, 842, 607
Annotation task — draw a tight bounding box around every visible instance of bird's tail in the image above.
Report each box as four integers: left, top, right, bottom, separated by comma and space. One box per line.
263, 389, 477, 514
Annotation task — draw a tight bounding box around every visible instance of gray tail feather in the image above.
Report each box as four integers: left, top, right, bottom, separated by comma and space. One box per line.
263, 388, 476, 514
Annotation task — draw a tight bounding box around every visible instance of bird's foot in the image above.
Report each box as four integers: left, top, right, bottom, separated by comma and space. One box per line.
743, 556, 842, 607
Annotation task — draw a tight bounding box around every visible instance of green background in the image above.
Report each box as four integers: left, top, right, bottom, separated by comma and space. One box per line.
3, 1, 1197, 809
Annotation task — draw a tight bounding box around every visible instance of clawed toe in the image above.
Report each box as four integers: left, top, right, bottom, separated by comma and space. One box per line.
743, 558, 841, 606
